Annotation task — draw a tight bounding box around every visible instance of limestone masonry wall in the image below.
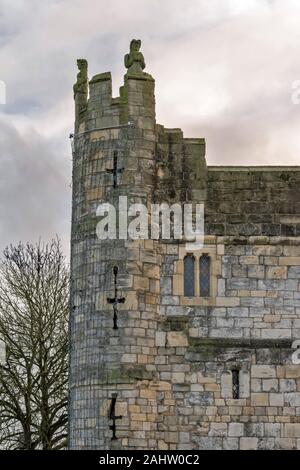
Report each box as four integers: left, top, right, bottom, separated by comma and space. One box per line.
69, 43, 300, 450
157, 236, 300, 450
206, 168, 300, 237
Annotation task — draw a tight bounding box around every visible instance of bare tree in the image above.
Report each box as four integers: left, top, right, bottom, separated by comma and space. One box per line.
0, 239, 69, 449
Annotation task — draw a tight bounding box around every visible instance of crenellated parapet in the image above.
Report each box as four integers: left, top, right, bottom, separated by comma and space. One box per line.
72, 43, 206, 205
155, 127, 207, 204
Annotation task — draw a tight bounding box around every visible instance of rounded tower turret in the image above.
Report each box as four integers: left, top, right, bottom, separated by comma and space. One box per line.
69, 40, 162, 450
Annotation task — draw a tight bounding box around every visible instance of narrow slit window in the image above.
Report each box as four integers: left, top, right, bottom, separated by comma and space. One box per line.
184, 255, 195, 297
232, 369, 240, 399
199, 254, 211, 297
108, 392, 122, 440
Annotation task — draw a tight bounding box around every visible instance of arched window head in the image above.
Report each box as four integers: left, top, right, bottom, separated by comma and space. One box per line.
200, 254, 211, 297
184, 255, 195, 297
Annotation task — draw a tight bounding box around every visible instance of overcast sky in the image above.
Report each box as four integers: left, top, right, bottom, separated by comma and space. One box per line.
0, 0, 300, 256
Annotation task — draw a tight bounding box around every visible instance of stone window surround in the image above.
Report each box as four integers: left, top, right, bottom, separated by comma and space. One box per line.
221, 368, 250, 399
173, 244, 222, 306
184, 252, 211, 298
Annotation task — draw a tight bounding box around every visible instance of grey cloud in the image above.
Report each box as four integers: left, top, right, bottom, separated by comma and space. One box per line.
0, 0, 299, 255
0, 118, 71, 253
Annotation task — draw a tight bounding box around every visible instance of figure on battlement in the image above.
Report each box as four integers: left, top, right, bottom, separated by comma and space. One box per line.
73, 59, 88, 117
124, 39, 145, 74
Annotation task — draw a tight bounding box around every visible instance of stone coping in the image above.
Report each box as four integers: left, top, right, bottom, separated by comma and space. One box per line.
208, 166, 300, 171
216, 236, 300, 245
188, 337, 293, 350
166, 236, 300, 245
89, 71, 112, 83
124, 72, 154, 81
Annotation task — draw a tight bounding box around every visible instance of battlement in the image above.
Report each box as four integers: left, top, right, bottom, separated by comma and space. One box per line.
74, 42, 156, 137
72, 40, 207, 207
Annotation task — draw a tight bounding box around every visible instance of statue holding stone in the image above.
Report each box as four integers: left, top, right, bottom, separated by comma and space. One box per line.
124, 39, 145, 74
73, 59, 88, 118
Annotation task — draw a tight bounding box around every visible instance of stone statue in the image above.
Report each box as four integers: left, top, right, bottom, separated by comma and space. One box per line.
73, 59, 88, 118
124, 39, 145, 74
73, 59, 88, 98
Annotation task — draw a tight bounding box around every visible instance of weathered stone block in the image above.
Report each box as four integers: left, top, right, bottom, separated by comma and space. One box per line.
251, 393, 269, 406
221, 372, 232, 399
215, 297, 240, 307
121, 353, 137, 363
240, 437, 258, 450
264, 423, 281, 437
267, 266, 287, 279
240, 256, 259, 265
248, 265, 265, 279
155, 331, 166, 347
160, 277, 172, 295
228, 423, 244, 437
227, 307, 249, 317
196, 437, 223, 450
222, 438, 239, 450
269, 393, 284, 406
244, 422, 264, 437
167, 331, 188, 347
251, 365, 276, 378
288, 266, 300, 278
171, 372, 185, 383
284, 392, 300, 406
161, 295, 179, 306
285, 424, 300, 438
240, 371, 250, 398
279, 257, 300, 266
187, 391, 214, 406
208, 423, 227, 437
261, 329, 291, 339
285, 365, 300, 378
262, 379, 278, 392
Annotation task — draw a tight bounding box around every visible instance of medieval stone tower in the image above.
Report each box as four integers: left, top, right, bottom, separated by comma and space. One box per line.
69, 40, 300, 450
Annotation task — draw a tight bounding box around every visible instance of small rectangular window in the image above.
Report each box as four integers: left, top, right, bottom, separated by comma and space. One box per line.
184, 255, 195, 296
200, 254, 211, 297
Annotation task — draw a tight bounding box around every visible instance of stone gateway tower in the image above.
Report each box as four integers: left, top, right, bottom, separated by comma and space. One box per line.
69, 40, 300, 450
